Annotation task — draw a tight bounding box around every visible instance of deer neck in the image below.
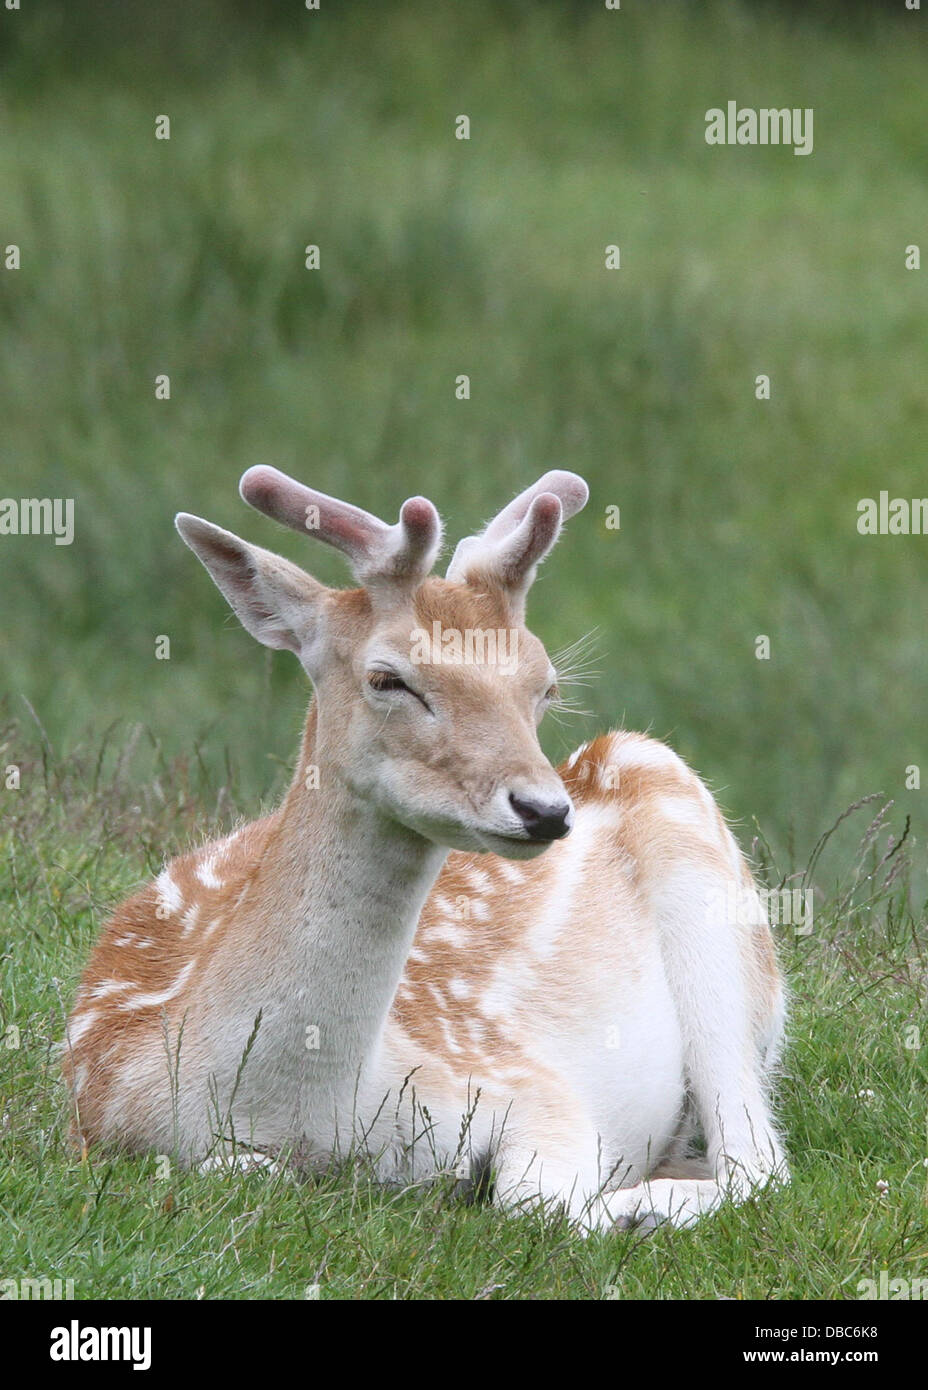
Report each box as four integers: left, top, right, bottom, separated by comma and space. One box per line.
246, 700, 446, 1094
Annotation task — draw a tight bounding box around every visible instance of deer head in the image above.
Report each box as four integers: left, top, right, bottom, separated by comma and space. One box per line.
175, 467, 588, 860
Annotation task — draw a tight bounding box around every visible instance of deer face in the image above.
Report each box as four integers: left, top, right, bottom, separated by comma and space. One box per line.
175, 467, 589, 859
319, 578, 570, 857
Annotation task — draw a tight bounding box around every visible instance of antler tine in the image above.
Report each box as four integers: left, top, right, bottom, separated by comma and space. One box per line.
481, 470, 589, 544
492, 492, 563, 583
239, 465, 442, 586
446, 470, 588, 586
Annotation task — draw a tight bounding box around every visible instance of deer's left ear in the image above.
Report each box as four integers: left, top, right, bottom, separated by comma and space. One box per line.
446, 471, 589, 619
176, 514, 329, 664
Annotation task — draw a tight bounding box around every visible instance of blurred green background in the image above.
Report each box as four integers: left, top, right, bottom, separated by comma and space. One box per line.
0, 0, 925, 872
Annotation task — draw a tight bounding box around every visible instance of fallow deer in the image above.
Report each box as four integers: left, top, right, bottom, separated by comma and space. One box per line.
63, 468, 787, 1230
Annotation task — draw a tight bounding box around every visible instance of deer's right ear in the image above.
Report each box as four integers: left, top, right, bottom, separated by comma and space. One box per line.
175, 514, 327, 660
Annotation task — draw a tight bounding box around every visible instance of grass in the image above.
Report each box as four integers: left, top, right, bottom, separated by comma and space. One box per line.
1, 0, 927, 1299
0, 0, 926, 863
1, 714, 926, 1299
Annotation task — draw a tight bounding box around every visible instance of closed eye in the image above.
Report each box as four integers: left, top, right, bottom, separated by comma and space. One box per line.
367, 669, 433, 712
368, 670, 409, 693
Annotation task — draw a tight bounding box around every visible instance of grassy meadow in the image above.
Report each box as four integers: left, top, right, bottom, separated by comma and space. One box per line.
1, 0, 927, 1298
1, 745, 926, 1298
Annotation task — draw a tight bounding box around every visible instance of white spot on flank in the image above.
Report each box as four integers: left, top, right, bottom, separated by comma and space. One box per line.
405, 947, 428, 964
480, 959, 534, 1020
215, 827, 244, 853
426, 922, 470, 947
467, 1019, 487, 1044
113, 933, 135, 947
466, 867, 492, 894
614, 736, 684, 774
597, 761, 620, 792
118, 959, 197, 1011
495, 861, 525, 885
439, 1018, 463, 1055
87, 979, 134, 1001
566, 742, 590, 769
655, 795, 707, 829
196, 855, 223, 889
430, 893, 454, 918
447, 977, 472, 1001
180, 903, 201, 937
65, 1011, 99, 1048
155, 869, 183, 916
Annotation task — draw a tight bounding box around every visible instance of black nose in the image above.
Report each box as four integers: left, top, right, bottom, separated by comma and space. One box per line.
509, 792, 572, 842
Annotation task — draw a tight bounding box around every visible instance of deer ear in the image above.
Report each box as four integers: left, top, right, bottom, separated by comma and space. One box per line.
176, 514, 327, 660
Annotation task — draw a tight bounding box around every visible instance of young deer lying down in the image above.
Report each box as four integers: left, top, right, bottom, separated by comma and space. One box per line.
64, 468, 787, 1231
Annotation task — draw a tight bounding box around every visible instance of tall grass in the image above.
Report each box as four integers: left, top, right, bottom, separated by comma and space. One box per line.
0, 6, 926, 867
